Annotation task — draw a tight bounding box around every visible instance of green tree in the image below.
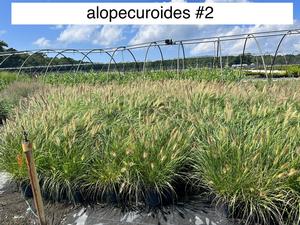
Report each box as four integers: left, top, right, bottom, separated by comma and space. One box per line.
0, 41, 8, 52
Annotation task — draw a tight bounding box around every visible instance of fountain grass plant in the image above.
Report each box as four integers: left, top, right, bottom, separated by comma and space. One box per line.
38, 68, 244, 86
0, 81, 44, 124
191, 96, 300, 224
0, 83, 195, 205
0, 72, 19, 91
0, 79, 300, 224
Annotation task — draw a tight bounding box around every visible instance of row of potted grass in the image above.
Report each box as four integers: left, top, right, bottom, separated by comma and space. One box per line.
0, 79, 300, 224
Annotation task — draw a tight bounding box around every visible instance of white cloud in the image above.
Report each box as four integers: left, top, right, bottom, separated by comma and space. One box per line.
48, 3, 298, 56
33, 37, 51, 48
0, 30, 6, 36
57, 25, 99, 43
130, 22, 300, 57
130, 25, 201, 45
56, 25, 123, 47
294, 43, 300, 52
93, 26, 124, 47
190, 24, 300, 56
129, 25, 165, 44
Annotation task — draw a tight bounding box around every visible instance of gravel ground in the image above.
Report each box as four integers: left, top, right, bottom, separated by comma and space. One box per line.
0, 172, 37, 225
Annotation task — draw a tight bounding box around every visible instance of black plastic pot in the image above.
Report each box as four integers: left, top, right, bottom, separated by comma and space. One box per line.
144, 188, 174, 208
19, 182, 33, 198
101, 189, 119, 204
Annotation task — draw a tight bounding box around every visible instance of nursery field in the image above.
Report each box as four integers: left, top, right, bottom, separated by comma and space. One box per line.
0, 70, 300, 225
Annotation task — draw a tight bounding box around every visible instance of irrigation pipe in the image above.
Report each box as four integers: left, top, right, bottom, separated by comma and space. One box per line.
23, 195, 39, 219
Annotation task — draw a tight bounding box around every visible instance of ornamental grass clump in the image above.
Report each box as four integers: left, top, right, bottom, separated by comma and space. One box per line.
0, 72, 19, 91
39, 68, 243, 86
0, 81, 44, 124
190, 85, 300, 224
0, 83, 194, 205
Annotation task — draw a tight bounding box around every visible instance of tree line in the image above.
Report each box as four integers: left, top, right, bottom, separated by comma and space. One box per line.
1, 40, 300, 72
0, 41, 78, 69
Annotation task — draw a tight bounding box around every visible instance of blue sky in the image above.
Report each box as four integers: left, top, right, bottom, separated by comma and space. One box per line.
0, 0, 299, 60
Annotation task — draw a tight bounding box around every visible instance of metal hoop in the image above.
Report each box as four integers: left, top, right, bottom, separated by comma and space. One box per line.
75, 49, 120, 75
107, 46, 139, 73
18, 49, 70, 75
44, 49, 94, 75
143, 42, 164, 74
177, 41, 186, 74
270, 31, 295, 75
241, 34, 267, 77
217, 38, 223, 73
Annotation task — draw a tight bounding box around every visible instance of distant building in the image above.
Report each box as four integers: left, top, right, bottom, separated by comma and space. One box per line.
231, 64, 248, 68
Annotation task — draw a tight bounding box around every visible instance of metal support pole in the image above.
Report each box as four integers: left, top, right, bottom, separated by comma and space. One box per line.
217, 38, 223, 74
22, 131, 46, 225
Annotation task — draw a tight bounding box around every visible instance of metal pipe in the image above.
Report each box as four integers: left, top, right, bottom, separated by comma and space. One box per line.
241, 34, 267, 77
143, 42, 164, 74
177, 41, 186, 75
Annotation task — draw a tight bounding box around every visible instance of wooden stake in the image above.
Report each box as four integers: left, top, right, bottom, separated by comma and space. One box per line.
22, 140, 47, 225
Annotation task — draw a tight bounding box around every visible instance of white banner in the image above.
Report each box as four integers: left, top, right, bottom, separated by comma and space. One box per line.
11, 3, 293, 25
